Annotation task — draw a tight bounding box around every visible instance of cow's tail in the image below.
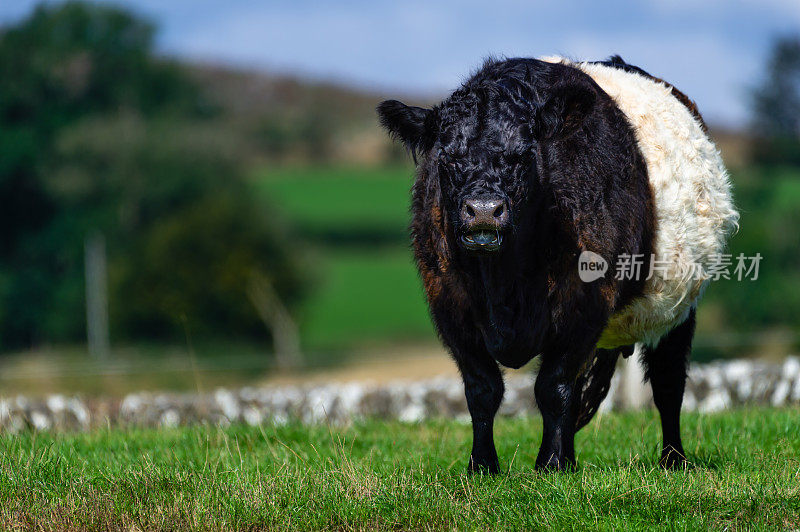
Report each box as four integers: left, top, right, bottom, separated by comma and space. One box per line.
574, 344, 634, 431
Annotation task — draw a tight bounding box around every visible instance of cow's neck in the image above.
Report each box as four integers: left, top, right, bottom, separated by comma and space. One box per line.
468, 255, 549, 368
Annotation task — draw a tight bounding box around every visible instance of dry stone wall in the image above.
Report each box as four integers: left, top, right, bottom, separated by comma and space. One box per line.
1, 357, 798, 432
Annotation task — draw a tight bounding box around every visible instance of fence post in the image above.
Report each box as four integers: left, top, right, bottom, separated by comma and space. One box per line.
85, 232, 110, 359
248, 272, 302, 368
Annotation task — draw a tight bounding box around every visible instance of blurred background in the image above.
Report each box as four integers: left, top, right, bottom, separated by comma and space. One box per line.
0, 0, 798, 396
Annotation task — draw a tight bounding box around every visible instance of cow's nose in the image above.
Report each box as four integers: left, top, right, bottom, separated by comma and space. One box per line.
461, 196, 509, 228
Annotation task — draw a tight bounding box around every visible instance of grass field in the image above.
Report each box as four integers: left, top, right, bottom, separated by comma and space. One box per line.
257, 166, 414, 241
298, 248, 434, 349
2, 409, 799, 530
257, 165, 436, 350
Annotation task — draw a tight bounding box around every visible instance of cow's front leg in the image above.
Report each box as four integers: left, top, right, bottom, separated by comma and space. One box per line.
453, 349, 504, 474
534, 350, 592, 471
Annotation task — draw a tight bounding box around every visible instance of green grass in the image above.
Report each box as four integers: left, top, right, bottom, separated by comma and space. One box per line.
255, 165, 433, 350
299, 247, 434, 349
256, 166, 415, 239
2, 409, 799, 530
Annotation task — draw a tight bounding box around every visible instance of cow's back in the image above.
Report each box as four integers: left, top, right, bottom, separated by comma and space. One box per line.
544, 57, 739, 348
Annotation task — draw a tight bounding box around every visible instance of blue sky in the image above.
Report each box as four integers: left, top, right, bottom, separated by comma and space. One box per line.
3, 0, 800, 127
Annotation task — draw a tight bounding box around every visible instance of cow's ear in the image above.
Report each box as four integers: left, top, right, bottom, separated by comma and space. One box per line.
533, 84, 595, 141
377, 100, 433, 161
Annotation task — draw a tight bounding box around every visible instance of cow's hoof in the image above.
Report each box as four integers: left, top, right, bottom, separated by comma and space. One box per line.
467, 456, 500, 475
659, 446, 687, 469
535, 454, 576, 473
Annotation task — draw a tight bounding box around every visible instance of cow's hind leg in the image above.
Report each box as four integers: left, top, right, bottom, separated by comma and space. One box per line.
574, 345, 632, 432
641, 309, 696, 469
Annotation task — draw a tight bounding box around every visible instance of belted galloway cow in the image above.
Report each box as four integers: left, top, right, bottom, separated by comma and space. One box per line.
377, 56, 738, 472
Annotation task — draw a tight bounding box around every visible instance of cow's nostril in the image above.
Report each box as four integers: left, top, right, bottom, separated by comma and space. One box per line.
465, 204, 476, 217
493, 204, 504, 218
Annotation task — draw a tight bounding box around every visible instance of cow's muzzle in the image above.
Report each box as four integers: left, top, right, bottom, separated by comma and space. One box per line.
459, 196, 509, 253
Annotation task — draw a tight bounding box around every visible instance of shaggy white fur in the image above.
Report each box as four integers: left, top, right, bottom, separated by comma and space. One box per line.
543, 57, 739, 348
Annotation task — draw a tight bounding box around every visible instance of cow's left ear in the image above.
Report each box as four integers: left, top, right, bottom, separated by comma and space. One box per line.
377, 100, 433, 161
533, 84, 596, 141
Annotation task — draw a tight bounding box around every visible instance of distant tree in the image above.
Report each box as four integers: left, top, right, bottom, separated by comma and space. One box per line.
51, 115, 310, 342
0, 3, 309, 350
0, 2, 198, 347
751, 35, 800, 166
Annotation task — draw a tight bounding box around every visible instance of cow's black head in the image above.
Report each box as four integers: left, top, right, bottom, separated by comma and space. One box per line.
378, 59, 595, 255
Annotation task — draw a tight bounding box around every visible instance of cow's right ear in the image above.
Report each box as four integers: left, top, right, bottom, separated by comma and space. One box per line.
533, 84, 595, 141
377, 100, 433, 161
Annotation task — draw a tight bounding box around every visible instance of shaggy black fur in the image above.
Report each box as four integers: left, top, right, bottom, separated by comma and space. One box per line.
641, 308, 696, 469
377, 56, 697, 473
